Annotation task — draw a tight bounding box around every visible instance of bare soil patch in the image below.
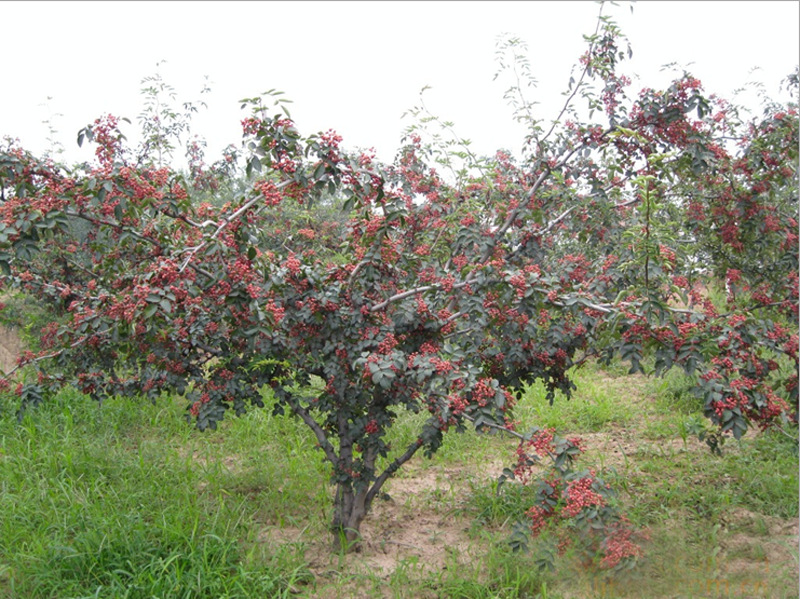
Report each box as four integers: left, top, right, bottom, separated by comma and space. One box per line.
258, 463, 487, 597
720, 507, 799, 576
0, 325, 22, 373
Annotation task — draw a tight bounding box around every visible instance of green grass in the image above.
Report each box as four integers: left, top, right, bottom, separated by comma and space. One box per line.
0, 359, 797, 599
416, 544, 548, 599
0, 389, 313, 598
513, 363, 638, 433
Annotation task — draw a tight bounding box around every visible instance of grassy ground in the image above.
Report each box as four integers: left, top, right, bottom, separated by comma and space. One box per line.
0, 359, 797, 598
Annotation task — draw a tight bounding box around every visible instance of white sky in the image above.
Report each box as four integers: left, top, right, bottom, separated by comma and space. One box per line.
2, 1, 798, 167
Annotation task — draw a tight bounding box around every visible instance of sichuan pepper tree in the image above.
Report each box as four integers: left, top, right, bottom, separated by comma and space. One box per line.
0, 8, 796, 559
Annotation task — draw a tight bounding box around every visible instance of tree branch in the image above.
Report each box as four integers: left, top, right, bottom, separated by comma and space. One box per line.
369, 276, 476, 313
347, 260, 369, 286
178, 178, 293, 272
0, 325, 105, 379
65, 208, 161, 249
365, 437, 425, 507
285, 394, 339, 466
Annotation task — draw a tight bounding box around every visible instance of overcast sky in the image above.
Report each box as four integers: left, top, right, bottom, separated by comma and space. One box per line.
2, 1, 798, 167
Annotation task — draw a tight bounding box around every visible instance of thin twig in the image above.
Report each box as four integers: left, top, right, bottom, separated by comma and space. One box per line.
1, 326, 105, 379
540, 2, 605, 145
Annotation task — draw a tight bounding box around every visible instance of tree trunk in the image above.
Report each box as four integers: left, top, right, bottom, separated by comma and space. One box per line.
331, 482, 369, 551
329, 432, 426, 551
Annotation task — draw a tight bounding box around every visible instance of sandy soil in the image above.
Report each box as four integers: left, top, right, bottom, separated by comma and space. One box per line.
0, 325, 21, 374
257, 462, 491, 597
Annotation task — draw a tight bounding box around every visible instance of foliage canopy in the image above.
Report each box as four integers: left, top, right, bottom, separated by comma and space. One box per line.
0, 5, 796, 564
